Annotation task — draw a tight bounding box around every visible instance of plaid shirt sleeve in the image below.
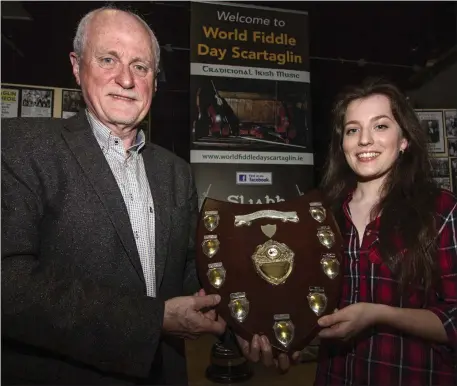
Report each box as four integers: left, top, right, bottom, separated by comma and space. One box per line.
427, 192, 457, 350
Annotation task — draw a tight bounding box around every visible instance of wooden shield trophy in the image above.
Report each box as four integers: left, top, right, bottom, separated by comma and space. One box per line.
196, 189, 343, 357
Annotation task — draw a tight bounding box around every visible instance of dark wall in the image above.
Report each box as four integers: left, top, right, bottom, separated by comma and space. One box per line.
2, 1, 456, 182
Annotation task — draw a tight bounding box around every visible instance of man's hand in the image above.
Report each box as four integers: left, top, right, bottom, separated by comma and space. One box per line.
193, 288, 226, 329
236, 334, 301, 373
162, 294, 225, 339
190, 289, 302, 373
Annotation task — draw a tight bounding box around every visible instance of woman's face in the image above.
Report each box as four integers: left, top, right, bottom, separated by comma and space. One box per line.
342, 94, 408, 182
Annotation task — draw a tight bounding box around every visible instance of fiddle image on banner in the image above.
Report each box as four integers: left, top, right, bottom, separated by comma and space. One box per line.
191, 76, 310, 151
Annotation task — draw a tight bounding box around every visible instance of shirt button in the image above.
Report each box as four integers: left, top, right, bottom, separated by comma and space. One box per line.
134, 231, 139, 239
366, 230, 371, 236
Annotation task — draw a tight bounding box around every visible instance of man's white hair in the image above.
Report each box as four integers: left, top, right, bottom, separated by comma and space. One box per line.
73, 5, 161, 72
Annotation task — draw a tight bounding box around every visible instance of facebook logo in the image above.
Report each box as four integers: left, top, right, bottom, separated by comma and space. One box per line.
236, 172, 273, 185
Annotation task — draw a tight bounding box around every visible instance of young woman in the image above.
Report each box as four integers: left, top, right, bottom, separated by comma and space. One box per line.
314, 79, 457, 385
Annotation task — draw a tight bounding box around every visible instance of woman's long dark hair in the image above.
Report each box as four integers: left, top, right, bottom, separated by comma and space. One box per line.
320, 78, 440, 293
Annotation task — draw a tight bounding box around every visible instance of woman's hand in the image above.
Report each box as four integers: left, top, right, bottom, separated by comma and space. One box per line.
318, 303, 380, 341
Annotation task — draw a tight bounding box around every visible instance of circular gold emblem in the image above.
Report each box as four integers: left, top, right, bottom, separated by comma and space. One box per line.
251, 239, 294, 285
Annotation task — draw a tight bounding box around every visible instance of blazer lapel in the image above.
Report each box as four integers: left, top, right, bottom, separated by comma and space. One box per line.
142, 146, 171, 289
61, 113, 145, 285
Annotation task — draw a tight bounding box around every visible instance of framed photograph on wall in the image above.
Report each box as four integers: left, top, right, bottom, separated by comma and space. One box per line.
416, 110, 446, 155
62, 89, 85, 119
1, 87, 20, 118
431, 157, 452, 191
450, 158, 457, 193
447, 138, 457, 157
20, 88, 54, 118
430, 157, 450, 177
434, 176, 452, 191
444, 109, 457, 138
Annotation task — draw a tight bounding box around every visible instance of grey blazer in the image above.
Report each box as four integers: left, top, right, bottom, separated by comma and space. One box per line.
1, 112, 200, 385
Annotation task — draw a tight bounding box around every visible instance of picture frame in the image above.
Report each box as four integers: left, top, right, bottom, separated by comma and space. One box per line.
444, 109, 457, 138
431, 157, 452, 192
415, 110, 446, 155
450, 157, 457, 193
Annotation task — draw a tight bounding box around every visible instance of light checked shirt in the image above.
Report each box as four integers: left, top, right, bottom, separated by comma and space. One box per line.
86, 110, 157, 297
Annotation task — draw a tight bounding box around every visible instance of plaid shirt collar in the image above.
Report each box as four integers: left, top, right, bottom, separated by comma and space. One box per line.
342, 190, 381, 236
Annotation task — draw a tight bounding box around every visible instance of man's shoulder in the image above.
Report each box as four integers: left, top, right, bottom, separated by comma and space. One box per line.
2, 117, 67, 145
2, 116, 67, 130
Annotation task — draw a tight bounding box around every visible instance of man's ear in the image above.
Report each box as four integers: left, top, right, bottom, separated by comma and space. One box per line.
69, 52, 81, 86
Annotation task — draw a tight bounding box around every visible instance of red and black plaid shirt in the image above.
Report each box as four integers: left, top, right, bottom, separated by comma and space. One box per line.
315, 189, 457, 386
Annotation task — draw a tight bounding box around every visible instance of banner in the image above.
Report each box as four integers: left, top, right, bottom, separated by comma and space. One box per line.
190, 0, 313, 207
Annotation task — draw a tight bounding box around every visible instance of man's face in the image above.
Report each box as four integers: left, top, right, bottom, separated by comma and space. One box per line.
70, 10, 156, 131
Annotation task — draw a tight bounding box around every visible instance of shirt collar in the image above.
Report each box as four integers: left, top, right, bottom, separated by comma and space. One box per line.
342, 189, 380, 233
85, 109, 146, 154
342, 190, 354, 221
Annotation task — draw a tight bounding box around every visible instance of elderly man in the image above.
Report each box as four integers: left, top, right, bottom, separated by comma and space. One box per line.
2, 7, 225, 385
